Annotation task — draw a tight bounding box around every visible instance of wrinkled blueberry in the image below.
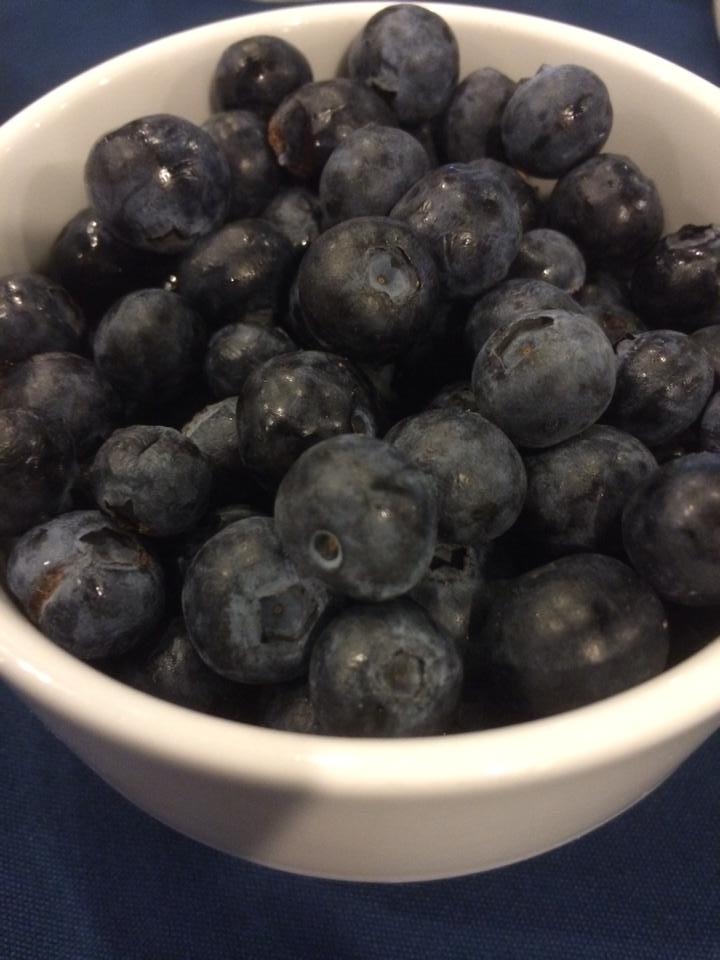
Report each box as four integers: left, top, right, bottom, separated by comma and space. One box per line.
442, 68, 516, 163
275, 434, 437, 601
262, 188, 322, 256
319, 124, 430, 226
211, 35, 313, 117
409, 542, 485, 651
181, 397, 250, 501
509, 228, 586, 294
549, 154, 663, 262
295, 216, 439, 362
692, 326, 720, 384
501, 64, 612, 178
427, 381, 480, 414
85, 114, 231, 255
700, 394, 720, 453
622, 453, 720, 606
607, 330, 714, 446
260, 681, 319, 734
467, 158, 544, 232
347, 4, 459, 126
7, 510, 165, 660
177, 219, 295, 329
309, 599, 462, 736
0, 408, 75, 537
204, 322, 295, 399
237, 350, 377, 486
203, 111, 280, 219
0, 273, 84, 363
268, 79, 395, 181
391, 164, 522, 299
387, 408, 526, 544
472, 309, 616, 448
478, 553, 668, 718
90, 425, 213, 537
182, 516, 332, 683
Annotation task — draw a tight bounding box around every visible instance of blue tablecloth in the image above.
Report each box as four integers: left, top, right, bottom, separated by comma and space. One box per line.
2, 2, 720, 957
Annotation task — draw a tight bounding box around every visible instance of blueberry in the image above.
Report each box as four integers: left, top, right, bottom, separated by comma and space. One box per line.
85, 114, 231, 255
548, 154, 663, 262
441, 68, 516, 163
464, 278, 579, 354
427, 381, 480, 414
262, 188, 322, 256
472, 309, 616, 448
90, 425, 213, 537
309, 599, 462, 736
260, 681, 319, 734
347, 4, 459, 126
319, 125, 430, 226
631, 226, 720, 331
6, 510, 165, 660
409, 542, 485, 651
576, 271, 631, 310
275, 435, 437, 601
0, 352, 120, 458
607, 330, 714, 446
211, 35, 313, 118
202, 111, 280, 219
520, 424, 657, 555
182, 516, 332, 684
622, 453, 720, 605
0, 409, 75, 537
93, 289, 205, 412
467, 158, 544, 232
387, 409, 526, 544
391, 164, 522, 299
0, 273, 84, 363
666, 602, 720, 666
172, 503, 263, 585
700, 393, 720, 452
237, 350, 377, 486
478, 553, 669, 718
204, 322, 295, 399
268, 79, 395, 181
509, 228, 586, 294
582, 302, 646, 346
181, 397, 251, 502
501, 64, 612, 178
295, 216, 439, 362
691, 326, 720, 384
177, 220, 295, 329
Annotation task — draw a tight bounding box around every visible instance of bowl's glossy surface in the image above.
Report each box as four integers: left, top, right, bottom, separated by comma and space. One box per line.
0, 2, 719, 882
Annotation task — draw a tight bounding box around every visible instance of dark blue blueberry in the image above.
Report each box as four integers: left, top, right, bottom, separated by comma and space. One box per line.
472, 309, 616, 448
182, 516, 332, 683
202, 111, 280, 219
467, 158, 544, 232
172, 503, 263, 584
85, 114, 231, 255
387, 409, 526, 544
442, 68, 516, 163
262, 188, 322, 257
211, 35, 313, 118
347, 4, 459, 126
391, 164, 522, 299
509, 228, 586, 294
427, 381, 480, 414
296, 216, 439, 363
90, 425, 213, 537
501, 64, 612, 178
275, 434, 437, 601
607, 330, 714, 446
310, 598, 461, 736
548, 154, 663, 262
260, 681, 319, 734
403, 122, 440, 167
478, 553, 669, 718
666, 602, 720, 666
319, 124, 430, 226
631, 226, 720, 332
582, 302, 646, 346
464, 278, 579, 354
268, 79, 395, 181
409, 542, 485, 651
0, 273, 84, 363
180, 397, 249, 501
700, 393, 720, 452
48, 208, 174, 323
93, 289, 205, 412
6, 510, 165, 660
237, 350, 377, 486
622, 453, 720, 605
576, 270, 631, 310
0, 408, 75, 537
0, 352, 120, 458
520, 424, 657, 555
204, 322, 295, 399
691, 326, 720, 384
177, 219, 295, 329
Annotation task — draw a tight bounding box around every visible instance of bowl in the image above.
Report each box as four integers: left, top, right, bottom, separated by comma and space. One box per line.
1, 2, 719, 883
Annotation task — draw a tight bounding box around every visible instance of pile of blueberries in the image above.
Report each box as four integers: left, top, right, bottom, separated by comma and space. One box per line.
2, 4, 720, 737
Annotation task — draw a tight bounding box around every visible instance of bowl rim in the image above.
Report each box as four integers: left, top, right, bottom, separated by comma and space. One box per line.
1, 1, 719, 797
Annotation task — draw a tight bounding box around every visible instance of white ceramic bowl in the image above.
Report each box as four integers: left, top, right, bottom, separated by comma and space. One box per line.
1, 2, 719, 883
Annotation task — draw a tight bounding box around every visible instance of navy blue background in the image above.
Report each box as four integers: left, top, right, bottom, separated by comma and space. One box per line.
2, 2, 720, 957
